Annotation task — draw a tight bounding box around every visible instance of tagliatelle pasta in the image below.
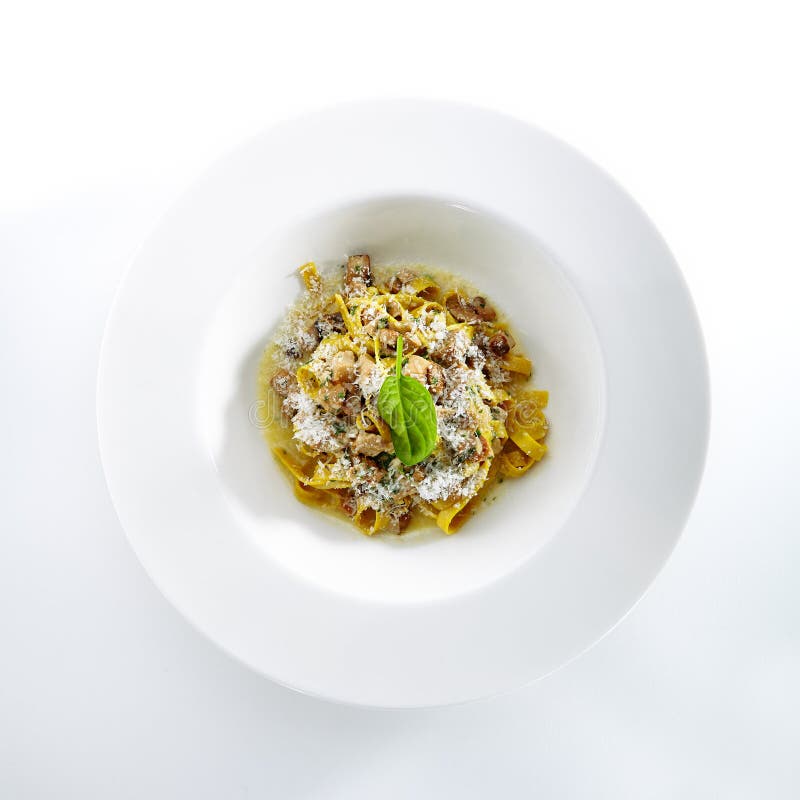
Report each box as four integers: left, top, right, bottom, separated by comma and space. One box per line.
258, 256, 549, 535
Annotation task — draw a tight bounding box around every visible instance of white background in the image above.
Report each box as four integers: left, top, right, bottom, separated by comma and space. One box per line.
2, 1, 798, 797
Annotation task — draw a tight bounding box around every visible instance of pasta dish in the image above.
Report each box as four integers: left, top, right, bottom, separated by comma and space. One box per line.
258, 255, 549, 535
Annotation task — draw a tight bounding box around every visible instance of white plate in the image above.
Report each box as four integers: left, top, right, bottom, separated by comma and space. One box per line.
97, 100, 709, 707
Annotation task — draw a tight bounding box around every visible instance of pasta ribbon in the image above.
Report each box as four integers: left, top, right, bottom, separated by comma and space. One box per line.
435, 460, 497, 534
405, 275, 439, 299
299, 262, 322, 292
296, 364, 319, 395
273, 447, 312, 484
529, 390, 549, 408
505, 354, 532, 376
499, 441, 547, 477
334, 293, 357, 335
508, 407, 548, 442
353, 503, 391, 535
308, 461, 351, 489
293, 479, 342, 511
509, 428, 546, 459
262, 261, 548, 536
436, 495, 473, 534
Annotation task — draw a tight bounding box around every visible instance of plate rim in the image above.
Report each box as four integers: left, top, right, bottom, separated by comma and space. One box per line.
97, 99, 710, 707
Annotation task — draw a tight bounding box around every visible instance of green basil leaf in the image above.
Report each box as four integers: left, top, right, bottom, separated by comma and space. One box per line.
377, 336, 438, 465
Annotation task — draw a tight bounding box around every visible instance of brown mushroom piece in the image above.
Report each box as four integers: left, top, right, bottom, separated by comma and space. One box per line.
487, 331, 515, 356
361, 462, 388, 484
270, 369, 297, 397
344, 254, 372, 296
377, 328, 400, 355
397, 511, 413, 532
445, 291, 479, 323
355, 353, 378, 389
458, 435, 490, 463
385, 298, 404, 318
402, 354, 430, 384
432, 330, 462, 366
340, 492, 357, 516
388, 268, 418, 294
353, 431, 392, 457
283, 331, 317, 360
306, 325, 321, 349
314, 312, 346, 339
470, 296, 497, 321
331, 350, 356, 383
426, 361, 444, 396
402, 354, 443, 396
343, 393, 362, 417
317, 382, 358, 414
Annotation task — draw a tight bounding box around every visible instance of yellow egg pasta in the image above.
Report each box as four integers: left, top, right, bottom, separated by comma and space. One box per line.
259, 256, 549, 535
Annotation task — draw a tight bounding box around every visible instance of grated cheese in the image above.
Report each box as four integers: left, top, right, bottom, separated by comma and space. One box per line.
261, 261, 535, 531
285, 391, 344, 452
